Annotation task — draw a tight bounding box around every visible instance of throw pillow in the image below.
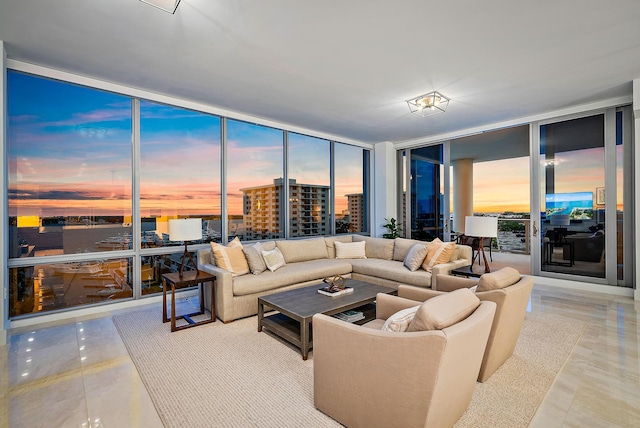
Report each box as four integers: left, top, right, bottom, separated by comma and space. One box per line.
262, 247, 286, 272
407, 288, 480, 332
334, 241, 367, 259
421, 238, 456, 272
210, 241, 250, 276
243, 242, 266, 275
476, 267, 521, 292
227, 236, 243, 248
403, 243, 428, 271
381, 305, 421, 332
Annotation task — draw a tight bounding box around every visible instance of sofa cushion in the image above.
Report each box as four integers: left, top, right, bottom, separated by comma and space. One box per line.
324, 235, 353, 258
422, 239, 456, 272
335, 241, 367, 259
476, 267, 521, 292
276, 238, 328, 263
407, 288, 480, 332
243, 242, 266, 275
349, 259, 432, 288
352, 235, 394, 260
232, 259, 353, 296
381, 305, 421, 332
403, 244, 428, 271
393, 238, 427, 261
262, 248, 286, 272
210, 241, 250, 276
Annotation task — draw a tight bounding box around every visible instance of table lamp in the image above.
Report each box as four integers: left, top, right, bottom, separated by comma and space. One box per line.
464, 216, 498, 273
169, 218, 202, 277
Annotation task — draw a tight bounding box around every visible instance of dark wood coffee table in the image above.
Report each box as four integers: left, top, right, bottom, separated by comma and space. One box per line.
257, 280, 396, 360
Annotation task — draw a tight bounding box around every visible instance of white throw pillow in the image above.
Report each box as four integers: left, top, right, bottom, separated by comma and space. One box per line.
381, 305, 421, 332
261, 247, 286, 272
334, 241, 367, 259
403, 243, 428, 271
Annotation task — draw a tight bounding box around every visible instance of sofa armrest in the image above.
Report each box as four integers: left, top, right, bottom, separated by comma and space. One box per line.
375, 293, 422, 320
196, 248, 213, 265
197, 250, 235, 322
430, 258, 472, 289
433, 274, 478, 291
397, 285, 444, 301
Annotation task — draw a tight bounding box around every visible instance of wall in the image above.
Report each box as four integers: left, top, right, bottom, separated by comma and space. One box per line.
1, 40, 7, 345
373, 142, 396, 237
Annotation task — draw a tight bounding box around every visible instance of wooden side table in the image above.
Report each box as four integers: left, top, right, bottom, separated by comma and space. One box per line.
162, 270, 216, 332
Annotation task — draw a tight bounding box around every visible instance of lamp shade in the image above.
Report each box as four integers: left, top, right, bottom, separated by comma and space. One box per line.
549, 214, 570, 226
464, 216, 498, 238
168, 218, 202, 242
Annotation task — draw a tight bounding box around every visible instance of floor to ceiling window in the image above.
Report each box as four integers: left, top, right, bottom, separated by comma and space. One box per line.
138, 100, 221, 295
409, 145, 445, 241
288, 133, 330, 237
540, 114, 606, 278
4, 68, 371, 320
7, 71, 134, 316
335, 143, 369, 234
226, 119, 285, 241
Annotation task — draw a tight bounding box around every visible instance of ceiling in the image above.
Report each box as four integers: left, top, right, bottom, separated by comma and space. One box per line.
1, 0, 639, 145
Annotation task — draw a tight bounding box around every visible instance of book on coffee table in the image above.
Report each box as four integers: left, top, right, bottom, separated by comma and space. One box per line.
334, 310, 365, 322
317, 286, 354, 297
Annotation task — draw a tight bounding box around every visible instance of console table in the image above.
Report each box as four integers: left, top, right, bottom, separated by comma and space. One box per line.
162, 270, 216, 332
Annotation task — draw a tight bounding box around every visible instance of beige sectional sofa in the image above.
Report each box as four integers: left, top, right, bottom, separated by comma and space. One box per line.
197, 235, 472, 322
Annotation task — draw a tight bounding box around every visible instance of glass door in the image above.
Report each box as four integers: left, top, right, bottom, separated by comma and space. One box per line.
538, 113, 606, 279
406, 145, 449, 241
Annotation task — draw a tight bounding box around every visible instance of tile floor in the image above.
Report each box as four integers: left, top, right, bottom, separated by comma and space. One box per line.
1, 284, 639, 427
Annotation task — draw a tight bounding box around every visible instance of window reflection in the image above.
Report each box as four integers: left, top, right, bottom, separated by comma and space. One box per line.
140, 252, 199, 296
9, 258, 133, 317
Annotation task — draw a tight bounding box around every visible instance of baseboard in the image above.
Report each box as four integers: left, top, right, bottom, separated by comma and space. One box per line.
532, 275, 634, 298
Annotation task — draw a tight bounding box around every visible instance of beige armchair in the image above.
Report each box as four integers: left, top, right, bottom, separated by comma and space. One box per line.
399, 267, 534, 382
313, 290, 496, 428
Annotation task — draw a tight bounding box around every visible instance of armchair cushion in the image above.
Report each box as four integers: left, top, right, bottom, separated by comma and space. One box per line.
381, 305, 421, 332
476, 267, 521, 292
408, 288, 480, 332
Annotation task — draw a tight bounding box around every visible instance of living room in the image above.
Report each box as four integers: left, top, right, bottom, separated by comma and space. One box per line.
1, 1, 640, 427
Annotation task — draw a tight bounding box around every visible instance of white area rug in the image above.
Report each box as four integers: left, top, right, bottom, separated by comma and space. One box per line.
113, 310, 584, 427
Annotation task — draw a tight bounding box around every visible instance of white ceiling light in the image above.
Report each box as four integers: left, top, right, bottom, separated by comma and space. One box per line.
139, 0, 181, 14
406, 91, 450, 117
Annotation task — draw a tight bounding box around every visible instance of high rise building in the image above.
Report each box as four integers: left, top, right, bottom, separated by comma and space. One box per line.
241, 178, 329, 240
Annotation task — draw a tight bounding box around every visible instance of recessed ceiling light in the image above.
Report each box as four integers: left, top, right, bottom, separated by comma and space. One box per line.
139, 0, 181, 14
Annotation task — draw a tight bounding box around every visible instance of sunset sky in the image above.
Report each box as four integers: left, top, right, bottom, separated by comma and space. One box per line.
8, 71, 363, 220
8, 70, 619, 223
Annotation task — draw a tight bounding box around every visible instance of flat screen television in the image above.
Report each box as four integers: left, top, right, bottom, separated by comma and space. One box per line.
545, 192, 593, 220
